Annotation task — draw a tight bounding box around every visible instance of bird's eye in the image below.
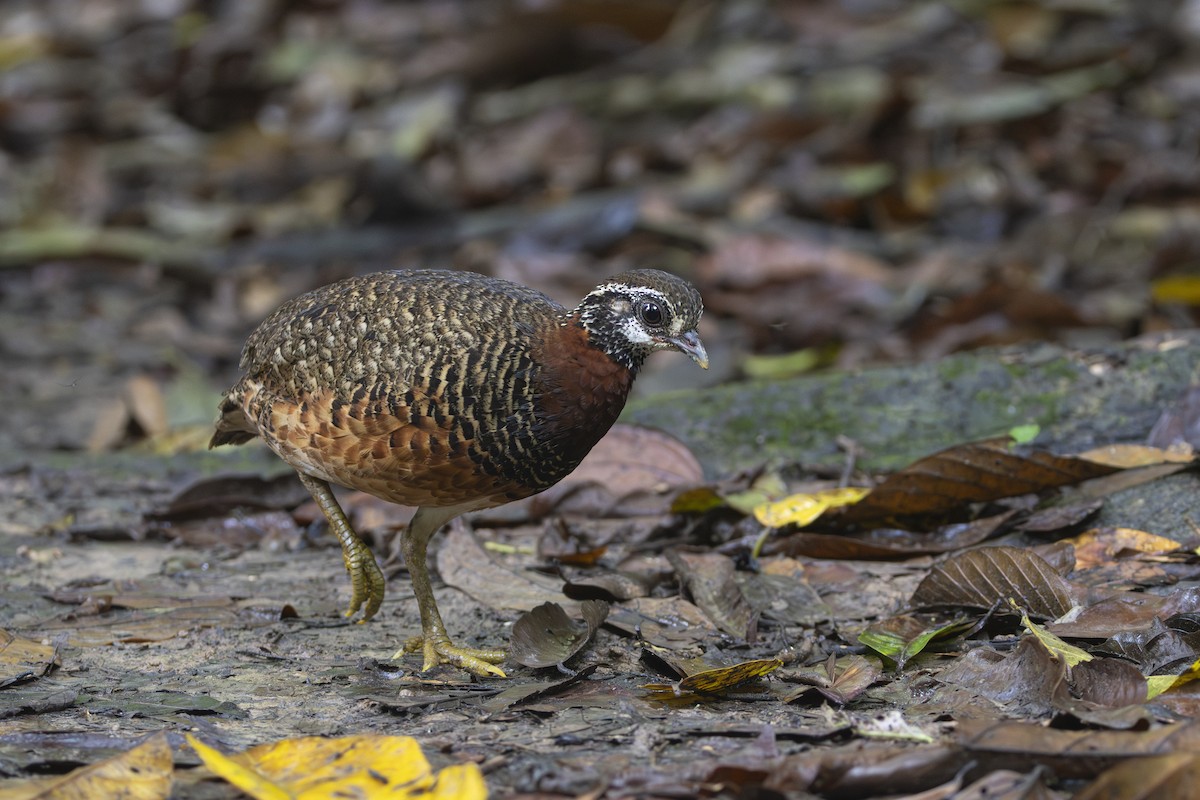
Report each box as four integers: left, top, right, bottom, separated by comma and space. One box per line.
638, 300, 665, 327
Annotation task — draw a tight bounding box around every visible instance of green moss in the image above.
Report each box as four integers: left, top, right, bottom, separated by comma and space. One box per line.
626, 335, 1200, 476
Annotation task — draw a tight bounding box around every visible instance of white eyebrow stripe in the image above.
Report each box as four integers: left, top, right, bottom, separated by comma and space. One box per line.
588, 285, 674, 311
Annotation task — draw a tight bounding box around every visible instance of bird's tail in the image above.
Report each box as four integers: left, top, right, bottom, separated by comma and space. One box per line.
209, 390, 258, 448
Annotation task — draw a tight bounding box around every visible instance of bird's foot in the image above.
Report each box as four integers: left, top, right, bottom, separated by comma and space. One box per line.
341, 542, 386, 622
394, 635, 507, 678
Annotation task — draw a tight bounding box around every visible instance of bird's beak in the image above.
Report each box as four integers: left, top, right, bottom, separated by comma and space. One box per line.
669, 330, 709, 369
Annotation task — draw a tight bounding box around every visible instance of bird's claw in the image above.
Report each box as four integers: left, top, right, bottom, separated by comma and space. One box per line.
394, 636, 507, 678
342, 543, 386, 622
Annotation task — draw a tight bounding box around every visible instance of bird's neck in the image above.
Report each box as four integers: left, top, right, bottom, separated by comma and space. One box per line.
560, 311, 647, 375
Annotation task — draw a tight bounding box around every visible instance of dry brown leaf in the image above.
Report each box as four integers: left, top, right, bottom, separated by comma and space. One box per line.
437, 526, 574, 614
160, 474, 311, 516
0, 630, 58, 688
536, 522, 608, 566
911, 546, 1078, 618
936, 769, 1055, 800
526, 423, 704, 518
667, 550, 757, 640
605, 596, 717, 650
125, 374, 168, 438
508, 600, 608, 669
149, 510, 302, 550
46, 586, 235, 613
910, 281, 1088, 357
700, 233, 893, 288
1017, 499, 1103, 533
838, 438, 1120, 524
47, 606, 240, 648
1149, 385, 1200, 449
459, 108, 600, 199
1078, 443, 1195, 468
784, 654, 883, 705
1045, 594, 1167, 640
1074, 753, 1200, 800
86, 397, 128, 453
1, 733, 173, 800
562, 570, 653, 601
568, 423, 703, 489
1067, 527, 1183, 571
959, 719, 1200, 779
940, 637, 1066, 717
1069, 463, 1195, 506
1094, 619, 1197, 674
1071, 658, 1148, 709
776, 512, 1012, 559
737, 570, 829, 627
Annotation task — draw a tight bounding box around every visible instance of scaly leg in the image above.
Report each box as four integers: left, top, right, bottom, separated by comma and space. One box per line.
392, 505, 507, 677
297, 472, 386, 621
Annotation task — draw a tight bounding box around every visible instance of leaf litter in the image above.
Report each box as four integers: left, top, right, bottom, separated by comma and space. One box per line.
5, 0, 1200, 797
11, 421, 1200, 797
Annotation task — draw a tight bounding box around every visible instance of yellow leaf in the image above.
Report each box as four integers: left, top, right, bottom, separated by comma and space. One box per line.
1151, 274, 1200, 305
186, 736, 290, 800
1146, 658, 1200, 700
1016, 606, 1092, 666
428, 764, 489, 800
643, 658, 783, 697
186, 733, 486, 800
753, 487, 869, 528
742, 348, 821, 380
1146, 675, 1177, 700
670, 486, 725, 513
1, 733, 172, 800
0, 33, 49, 71
0, 629, 57, 684
1067, 527, 1183, 570
724, 472, 790, 515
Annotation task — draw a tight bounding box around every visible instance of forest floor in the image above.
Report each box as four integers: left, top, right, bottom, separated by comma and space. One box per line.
5, 1, 1200, 797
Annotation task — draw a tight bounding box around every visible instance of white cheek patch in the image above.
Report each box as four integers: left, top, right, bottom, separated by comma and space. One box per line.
605, 286, 671, 348
618, 315, 655, 345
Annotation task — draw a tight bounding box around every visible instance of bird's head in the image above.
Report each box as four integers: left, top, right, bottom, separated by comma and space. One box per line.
573, 269, 707, 373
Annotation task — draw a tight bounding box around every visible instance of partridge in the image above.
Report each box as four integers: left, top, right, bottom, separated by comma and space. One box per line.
211, 268, 707, 676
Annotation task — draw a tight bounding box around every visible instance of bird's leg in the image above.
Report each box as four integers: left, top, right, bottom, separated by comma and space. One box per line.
393, 506, 507, 678
296, 472, 386, 621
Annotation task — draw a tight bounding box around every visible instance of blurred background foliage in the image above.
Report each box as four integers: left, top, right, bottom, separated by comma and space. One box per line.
2, 0, 1200, 457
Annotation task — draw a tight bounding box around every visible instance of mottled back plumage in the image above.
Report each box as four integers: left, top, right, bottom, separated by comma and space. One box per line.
210, 267, 706, 676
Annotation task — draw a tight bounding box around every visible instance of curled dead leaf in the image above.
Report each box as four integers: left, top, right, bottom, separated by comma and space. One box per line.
508, 599, 609, 669
838, 438, 1120, 524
